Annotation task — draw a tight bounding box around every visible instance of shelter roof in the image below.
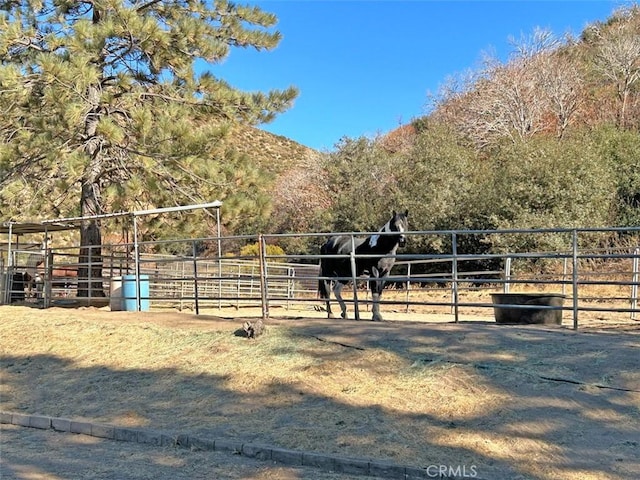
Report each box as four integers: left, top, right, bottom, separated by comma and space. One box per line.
0, 221, 79, 236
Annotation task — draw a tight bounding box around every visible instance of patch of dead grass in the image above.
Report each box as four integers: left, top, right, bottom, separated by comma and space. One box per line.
1, 306, 638, 480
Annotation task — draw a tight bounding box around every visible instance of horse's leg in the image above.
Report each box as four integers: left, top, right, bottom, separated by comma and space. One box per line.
324, 280, 335, 318
35, 273, 44, 301
333, 282, 348, 319
325, 300, 334, 318
24, 270, 34, 299
370, 267, 387, 321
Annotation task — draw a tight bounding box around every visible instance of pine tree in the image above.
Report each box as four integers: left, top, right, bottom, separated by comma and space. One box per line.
0, 0, 297, 296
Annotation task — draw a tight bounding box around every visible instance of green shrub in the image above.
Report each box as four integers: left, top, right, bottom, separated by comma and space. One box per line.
240, 242, 286, 261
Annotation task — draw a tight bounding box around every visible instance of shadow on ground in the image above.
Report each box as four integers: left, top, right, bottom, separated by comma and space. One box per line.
1, 311, 639, 480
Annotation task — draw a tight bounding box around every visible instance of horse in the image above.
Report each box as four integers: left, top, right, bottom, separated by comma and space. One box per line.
24, 241, 47, 299
318, 209, 409, 321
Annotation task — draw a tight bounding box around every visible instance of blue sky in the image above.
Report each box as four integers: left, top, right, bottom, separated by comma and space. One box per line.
210, 1, 626, 151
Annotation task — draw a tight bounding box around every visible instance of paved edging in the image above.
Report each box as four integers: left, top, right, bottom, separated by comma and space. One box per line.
1, 411, 469, 480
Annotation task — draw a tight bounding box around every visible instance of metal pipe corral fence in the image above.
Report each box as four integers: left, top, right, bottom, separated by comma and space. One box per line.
1, 226, 639, 329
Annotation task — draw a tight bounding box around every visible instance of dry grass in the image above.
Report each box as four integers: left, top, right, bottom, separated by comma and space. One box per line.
1, 305, 639, 480
292, 281, 639, 327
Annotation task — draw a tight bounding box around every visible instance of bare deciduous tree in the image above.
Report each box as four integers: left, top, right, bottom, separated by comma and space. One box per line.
533, 48, 584, 138
587, 6, 640, 128
431, 28, 587, 147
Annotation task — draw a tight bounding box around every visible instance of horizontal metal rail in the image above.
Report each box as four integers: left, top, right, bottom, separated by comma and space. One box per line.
2, 226, 638, 328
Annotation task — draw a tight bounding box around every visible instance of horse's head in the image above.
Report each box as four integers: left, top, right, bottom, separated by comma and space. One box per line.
368, 209, 410, 249
390, 209, 409, 247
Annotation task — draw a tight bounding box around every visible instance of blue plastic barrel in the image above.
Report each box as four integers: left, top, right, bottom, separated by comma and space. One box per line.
122, 274, 150, 311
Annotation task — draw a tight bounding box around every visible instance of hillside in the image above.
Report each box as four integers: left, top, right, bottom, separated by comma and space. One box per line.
219, 123, 329, 237
227, 123, 321, 174
382, 4, 640, 152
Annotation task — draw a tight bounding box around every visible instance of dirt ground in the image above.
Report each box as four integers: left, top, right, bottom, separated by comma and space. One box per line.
1, 305, 639, 480
0, 423, 368, 480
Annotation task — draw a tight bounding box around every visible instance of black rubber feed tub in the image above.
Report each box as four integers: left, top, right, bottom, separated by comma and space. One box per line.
491, 293, 566, 325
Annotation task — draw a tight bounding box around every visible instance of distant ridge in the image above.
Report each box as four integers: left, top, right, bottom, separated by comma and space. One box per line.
226, 123, 321, 173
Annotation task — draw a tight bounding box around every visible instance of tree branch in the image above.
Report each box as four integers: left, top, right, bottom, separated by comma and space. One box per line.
136, 0, 162, 12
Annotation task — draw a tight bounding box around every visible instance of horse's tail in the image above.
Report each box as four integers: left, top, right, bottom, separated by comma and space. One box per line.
318, 278, 331, 300
318, 244, 331, 300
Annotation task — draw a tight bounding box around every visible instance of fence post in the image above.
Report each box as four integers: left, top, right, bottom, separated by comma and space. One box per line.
44, 250, 53, 308
350, 235, 360, 321
133, 215, 141, 311
216, 207, 223, 310
258, 234, 269, 320
238, 264, 243, 310
562, 257, 568, 296
405, 262, 411, 313
572, 230, 579, 330
452, 233, 459, 323
3, 222, 13, 304
88, 244, 93, 302
287, 266, 294, 310
192, 240, 200, 315
503, 257, 511, 293
180, 261, 185, 311
631, 247, 639, 321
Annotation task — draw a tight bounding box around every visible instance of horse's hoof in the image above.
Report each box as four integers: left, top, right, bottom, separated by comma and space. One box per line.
372, 316, 383, 322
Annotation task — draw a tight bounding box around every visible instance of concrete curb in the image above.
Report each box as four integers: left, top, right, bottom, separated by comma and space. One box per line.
1, 411, 482, 480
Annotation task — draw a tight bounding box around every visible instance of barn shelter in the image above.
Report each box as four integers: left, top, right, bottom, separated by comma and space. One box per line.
0, 220, 79, 305
0, 201, 223, 308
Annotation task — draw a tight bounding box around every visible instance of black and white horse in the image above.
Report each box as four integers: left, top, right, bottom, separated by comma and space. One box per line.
318, 210, 409, 321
